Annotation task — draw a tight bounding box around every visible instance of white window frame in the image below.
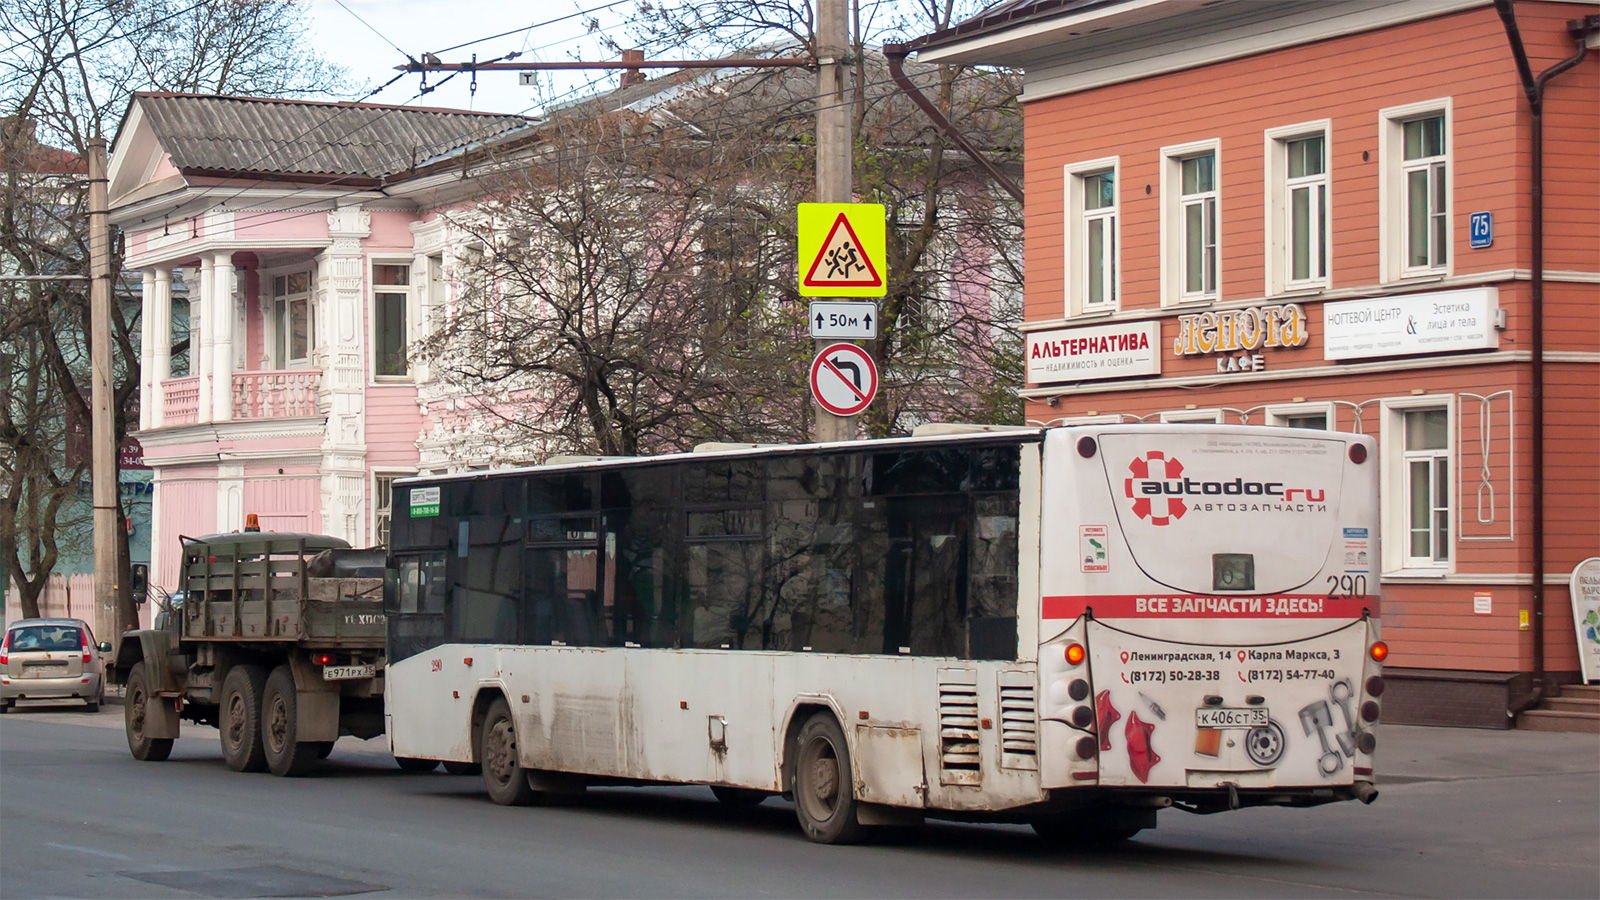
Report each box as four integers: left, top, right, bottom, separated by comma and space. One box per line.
1160, 138, 1223, 306
1379, 98, 1452, 283
1378, 395, 1455, 575
370, 259, 414, 382
1263, 120, 1332, 294
265, 267, 315, 370
1263, 400, 1335, 430
1063, 156, 1121, 317
371, 469, 414, 548
1160, 408, 1225, 424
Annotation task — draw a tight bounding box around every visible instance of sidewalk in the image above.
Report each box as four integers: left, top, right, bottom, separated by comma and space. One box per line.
1375, 723, 1600, 784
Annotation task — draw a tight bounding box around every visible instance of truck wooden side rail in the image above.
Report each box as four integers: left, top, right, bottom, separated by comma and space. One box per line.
110, 532, 389, 776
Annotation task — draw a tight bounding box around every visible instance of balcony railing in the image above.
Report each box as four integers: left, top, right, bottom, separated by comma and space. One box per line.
233, 370, 321, 419
161, 376, 201, 426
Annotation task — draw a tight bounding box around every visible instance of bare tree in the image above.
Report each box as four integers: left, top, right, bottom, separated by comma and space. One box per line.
0, 0, 349, 623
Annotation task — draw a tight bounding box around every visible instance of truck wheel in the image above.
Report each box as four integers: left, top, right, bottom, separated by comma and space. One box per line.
219, 664, 269, 773
792, 713, 864, 844
443, 760, 481, 776
480, 697, 536, 806
396, 757, 440, 772
124, 661, 173, 762
262, 666, 320, 777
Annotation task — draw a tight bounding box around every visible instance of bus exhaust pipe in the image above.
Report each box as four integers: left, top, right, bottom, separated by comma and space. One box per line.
1354, 783, 1379, 805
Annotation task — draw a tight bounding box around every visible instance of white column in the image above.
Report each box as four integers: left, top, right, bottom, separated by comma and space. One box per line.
196, 257, 214, 425
139, 269, 155, 431
151, 268, 172, 427
211, 252, 234, 421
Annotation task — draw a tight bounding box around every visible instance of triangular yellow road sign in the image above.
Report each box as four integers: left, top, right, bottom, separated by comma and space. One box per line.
798, 203, 886, 297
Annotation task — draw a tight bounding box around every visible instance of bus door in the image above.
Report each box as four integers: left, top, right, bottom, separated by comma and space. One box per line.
524, 516, 603, 647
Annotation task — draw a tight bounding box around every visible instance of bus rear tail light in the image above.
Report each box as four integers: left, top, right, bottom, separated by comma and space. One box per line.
1348, 443, 1368, 464
1070, 705, 1094, 728
1076, 436, 1097, 458
1075, 736, 1097, 759
311, 652, 335, 666
1065, 643, 1086, 665
1360, 701, 1380, 723
1369, 641, 1388, 663
1365, 676, 1385, 697
1067, 678, 1090, 701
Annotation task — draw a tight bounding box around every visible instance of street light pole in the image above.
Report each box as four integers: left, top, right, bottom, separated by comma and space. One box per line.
813, 0, 855, 443
88, 138, 120, 637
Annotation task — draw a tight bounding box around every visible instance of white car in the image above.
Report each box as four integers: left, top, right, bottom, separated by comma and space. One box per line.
1, 618, 112, 712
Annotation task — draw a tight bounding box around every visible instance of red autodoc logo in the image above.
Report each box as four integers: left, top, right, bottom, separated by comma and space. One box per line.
1125, 452, 1187, 526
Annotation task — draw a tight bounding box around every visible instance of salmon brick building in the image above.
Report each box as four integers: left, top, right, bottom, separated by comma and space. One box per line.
910, 0, 1599, 727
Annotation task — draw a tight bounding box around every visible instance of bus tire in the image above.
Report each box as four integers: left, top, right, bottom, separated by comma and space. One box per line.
396, 756, 439, 772
443, 760, 481, 776
710, 786, 769, 808
792, 713, 864, 844
124, 661, 173, 762
220, 664, 269, 773
262, 666, 320, 777
316, 741, 336, 759
480, 697, 536, 806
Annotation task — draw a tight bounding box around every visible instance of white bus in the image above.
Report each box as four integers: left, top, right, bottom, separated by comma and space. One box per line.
383, 425, 1385, 843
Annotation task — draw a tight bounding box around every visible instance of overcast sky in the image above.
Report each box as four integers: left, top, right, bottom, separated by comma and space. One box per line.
304, 0, 637, 117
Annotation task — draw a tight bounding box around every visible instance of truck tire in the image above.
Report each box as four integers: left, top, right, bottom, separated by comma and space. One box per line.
219, 664, 269, 773
124, 661, 173, 762
262, 666, 320, 777
792, 713, 864, 844
480, 697, 536, 806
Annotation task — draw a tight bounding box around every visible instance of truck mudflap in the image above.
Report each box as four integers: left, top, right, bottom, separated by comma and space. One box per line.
1087, 619, 1375, 790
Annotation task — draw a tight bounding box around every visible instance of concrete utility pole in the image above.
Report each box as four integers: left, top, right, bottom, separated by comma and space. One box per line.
88, 138, 120, 637
813, 0, 855, 442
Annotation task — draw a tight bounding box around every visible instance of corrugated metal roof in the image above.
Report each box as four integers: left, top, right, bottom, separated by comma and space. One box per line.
912, 0, 1131, 54
134, 93, 532, 180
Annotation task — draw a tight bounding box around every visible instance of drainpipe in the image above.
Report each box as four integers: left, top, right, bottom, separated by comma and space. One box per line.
1493, 1, 1597, 715
882, 42, 1024, 203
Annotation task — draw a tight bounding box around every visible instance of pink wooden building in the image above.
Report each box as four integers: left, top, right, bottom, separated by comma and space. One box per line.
108, 94, 534, 597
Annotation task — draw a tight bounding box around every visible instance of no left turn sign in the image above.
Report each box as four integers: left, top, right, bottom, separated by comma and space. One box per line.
809, 342, 878, 417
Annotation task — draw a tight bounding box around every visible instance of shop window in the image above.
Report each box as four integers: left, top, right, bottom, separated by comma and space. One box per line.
1063, 157, 1120, 316
1380, 100, 1451, 282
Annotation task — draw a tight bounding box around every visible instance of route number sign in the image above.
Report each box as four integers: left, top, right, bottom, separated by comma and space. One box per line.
809, 343, 878, 417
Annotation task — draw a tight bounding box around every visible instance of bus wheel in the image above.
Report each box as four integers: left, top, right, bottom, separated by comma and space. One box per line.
710, 786, 769, 808
219, 664, 269, 773
261, 666, 320, 777
480, 697, 535, 806
443, 760, 481, 776
792, 714, 864, 844
124, 661, 173, 762
316, 741, 336, 760
396, 757, 439, 772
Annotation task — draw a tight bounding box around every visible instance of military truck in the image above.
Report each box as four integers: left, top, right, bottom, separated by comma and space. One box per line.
110, 532, 388, 776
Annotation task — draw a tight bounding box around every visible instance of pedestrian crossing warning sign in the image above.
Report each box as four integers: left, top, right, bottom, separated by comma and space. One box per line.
799, 203, 886, 297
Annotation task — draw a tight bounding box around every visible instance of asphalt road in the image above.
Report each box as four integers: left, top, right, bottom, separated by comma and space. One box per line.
1, 701, 1596, 899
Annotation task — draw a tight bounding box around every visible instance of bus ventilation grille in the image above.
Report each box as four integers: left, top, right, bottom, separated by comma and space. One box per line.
998, 670, 1039, 771
937, 668, 982, 785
